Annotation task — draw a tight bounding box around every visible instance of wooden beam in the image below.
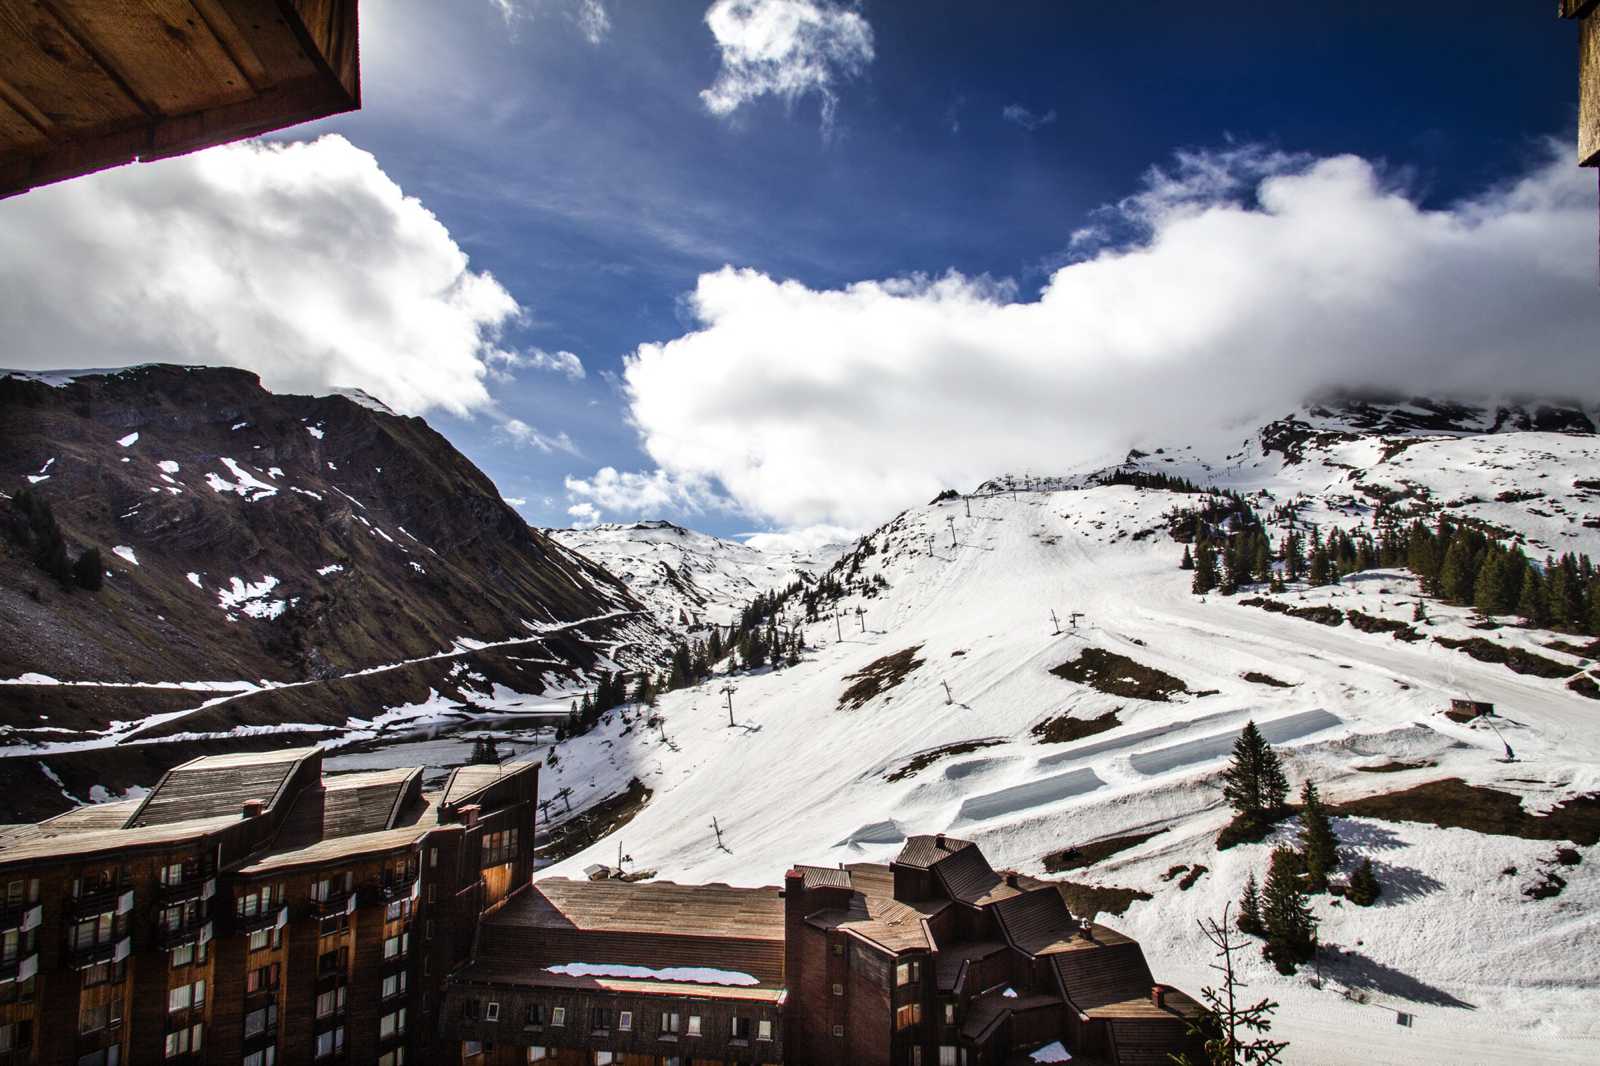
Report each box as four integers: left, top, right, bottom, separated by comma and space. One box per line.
0, 72, 51, 136
188, 0, 273, 92
34, 1, 161, 118
1560, 0, 1599, 21
1581, 13, 1600, 166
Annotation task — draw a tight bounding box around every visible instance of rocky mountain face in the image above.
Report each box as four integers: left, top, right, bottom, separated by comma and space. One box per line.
0, 365, 658, 816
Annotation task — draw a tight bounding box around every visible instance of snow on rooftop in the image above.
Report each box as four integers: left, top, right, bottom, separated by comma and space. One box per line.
1029, 1042, 1071, 1063
542, 962, 761, 987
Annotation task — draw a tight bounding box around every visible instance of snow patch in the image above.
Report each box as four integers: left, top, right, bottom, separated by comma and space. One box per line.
317, 564, 345, 576
157, 460, 180, 474
542, 962, 760, 987
306, 425, 324, 440
217, 576, 289, 620
116, 432, 139, 447
112, 545, 138, 566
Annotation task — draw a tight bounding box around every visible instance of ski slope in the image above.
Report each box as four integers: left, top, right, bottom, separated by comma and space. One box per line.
535, 425, 1600, 1063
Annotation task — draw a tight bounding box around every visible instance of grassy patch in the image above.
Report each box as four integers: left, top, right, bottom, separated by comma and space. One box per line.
538, 777, 652, 865
1346, 610, 1423, 642
1239, 596, 1344, 626
838, 645, 926, 710
1050, 880, 1153, 921
1030, 709, 1121, 744
1330, 779, 1600, 845
1544, 638, 1600, 658
884, 738, 1004, 782
1241, 671, 1293, 688
1433, 637, 1574, 679
1043, 828, 1166, 872
1217, 806, 1297, 851
1049, 648, 1189, 702
1568, 674, 1600, 701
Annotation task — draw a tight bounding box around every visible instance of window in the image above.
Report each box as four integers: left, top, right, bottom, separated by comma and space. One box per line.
380, 1008, 407, 1039
378, 1052, 405, 1066
244, 1048, 276, 1066
314, 1026, 345, 1059
618, 1011, 632, 1032
896, 959, 921, 986
0, 1020, 31, 1053
244, 1004, 278, 1039
463, 1041, 483, 1058
159, 862, 183, 887
164, 1023, 202, 1059
315, 986, 347, 1019
912, 1050, 923, 1066
550, 1006, 566, 1027
832, 982, 844, 997
77, 1048, 120, 1066
78, 999, 121, 1034
832, 1024, 845, 1038
832, 942, 845, 956
659, 1010, 679, 1035
382, 971, 408, 1000
247, 963, 279, 994
383, 933, 409, 959
425, 920, 435, 941
463, 999, 480, 1022
943, 1001, 955, 1025
484, 1002, 500, 1023
593, 1055, 614, 1066
525, 1004, 544, 1027
318, 948, 347, 976
731, 1016, 751, 1041
758, 1019, 773, 1041
82, 959, 125, 988
896, 1003, 922, 1030
590, 1006, 612, 1032
939, 1046, 961, 1066
169, 979, 205, 1013
526, 1050, 548, 1063
686, 1015, 702, 1037
428, 847, 438, 869
318, 914, 347, 939
248, 928, 274, 953
481, 828, 521, 867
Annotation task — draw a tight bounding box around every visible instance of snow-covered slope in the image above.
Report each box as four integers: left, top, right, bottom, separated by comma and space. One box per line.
548, 520, 840, 633
537, 397, 1600, 1065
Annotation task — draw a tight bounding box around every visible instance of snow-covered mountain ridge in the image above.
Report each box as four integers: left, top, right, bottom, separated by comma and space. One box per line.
548, 519, 841, 634
538, 395, 1600, 1065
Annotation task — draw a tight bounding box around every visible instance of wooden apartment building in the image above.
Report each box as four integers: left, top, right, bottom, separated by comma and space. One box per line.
441, 835, 1200, 1066
0, 745, 536, 1066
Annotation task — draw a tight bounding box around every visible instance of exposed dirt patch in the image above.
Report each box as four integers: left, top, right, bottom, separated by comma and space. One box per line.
1178, 865, 1207, 891
1331, 779, 1600, 845
1433, 637, 1574, 680
538, 777, 653, 866
1238, 597, 1343, 626
1030, 709, 1121, 745
838, 645, 926, 710
1049, 648, 1188, 702
1544, 638, 1600, 658
1567, 674, 1600, 701
1241, 671, 1293, 688
1043, 828, 1167, 873
1355, 760, 1437, 774
884, 738, 1004, 782
1346, 610, 1423, 642
1525, 870, 1567, 900
1049, 880, 1153, 920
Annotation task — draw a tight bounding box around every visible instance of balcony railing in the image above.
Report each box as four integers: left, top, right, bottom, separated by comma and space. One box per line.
362, 870, 419, 906
69, 885, 132, 918
67, 936, 128, 970
156, 913, 213, 951
159, 872, 216, 905
0, 901, 40, 935
0, 952, 38, 984
235, 905, 288, 935
309, 889, 354, 918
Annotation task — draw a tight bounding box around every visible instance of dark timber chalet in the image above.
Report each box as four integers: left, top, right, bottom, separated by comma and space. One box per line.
442, 834, 1200, 1066
0, 746, 536, 1066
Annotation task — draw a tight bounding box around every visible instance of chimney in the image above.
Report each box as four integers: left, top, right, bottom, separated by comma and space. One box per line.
241, 799, 265, 818
1152, 984, 1166, 1009
460, 804, 481, 828
934, 833, 946, 850
1004, 871, 1020, 888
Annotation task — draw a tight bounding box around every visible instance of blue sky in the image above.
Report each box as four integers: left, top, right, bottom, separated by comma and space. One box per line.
3, 2, 1591, 545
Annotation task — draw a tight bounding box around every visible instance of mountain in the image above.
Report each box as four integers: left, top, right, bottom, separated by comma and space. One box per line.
536, 396, 1600, 1065
548, 520, 840, 634
0, 365, 658, 817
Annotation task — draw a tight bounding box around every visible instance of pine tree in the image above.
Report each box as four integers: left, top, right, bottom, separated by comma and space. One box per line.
1307, 527, 1331, 588
1237, 872, 1265, 937
1298, 781, 1339, 892
1193, 540, 1218, 595
1473, 551, 1504, 617
1171, 905, 1290, 1066
1181, 545, 1195, 571
1439, 537, 1475, 604
1262, 847, 1318, 974
1346, 857, 1381, 907
468, 737, 500, 765
1222, 721, 1271, 817
1516, 567, 1548, 627
1260, 745, 1289, 811
1252, 536, 1273, 585
73, 547, 104, 591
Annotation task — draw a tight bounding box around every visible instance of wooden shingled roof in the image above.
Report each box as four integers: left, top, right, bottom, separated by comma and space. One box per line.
894, 833, 975, 869
0, 0, 360, 198
805, 863, 947, 954
1048, 926, 1200, 1021
127, 745, 317, 826
460, 877, 787, 997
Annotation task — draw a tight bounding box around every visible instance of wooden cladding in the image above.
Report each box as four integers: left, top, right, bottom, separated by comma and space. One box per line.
0, 0, 361, 198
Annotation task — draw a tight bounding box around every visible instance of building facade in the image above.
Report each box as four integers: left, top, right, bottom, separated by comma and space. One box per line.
0, 746, 536, 1066
441, 835, 1200, 1066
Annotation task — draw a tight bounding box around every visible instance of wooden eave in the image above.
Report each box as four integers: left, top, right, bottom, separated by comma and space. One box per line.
1566, 0, 1600, 166
0, 0, 360, 198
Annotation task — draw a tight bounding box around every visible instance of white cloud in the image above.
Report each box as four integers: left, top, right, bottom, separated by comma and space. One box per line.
1001, 104, 1056, 132
575, 0, 611, 44
0, 135, 519, 418
606, 143, 1600, 532
699, 0, 874, 137
563, 466, 735, 522
503, 496, 528, 507
501, 418, 581, 455
527, 348, 587, 380
566, 501, 602, 527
